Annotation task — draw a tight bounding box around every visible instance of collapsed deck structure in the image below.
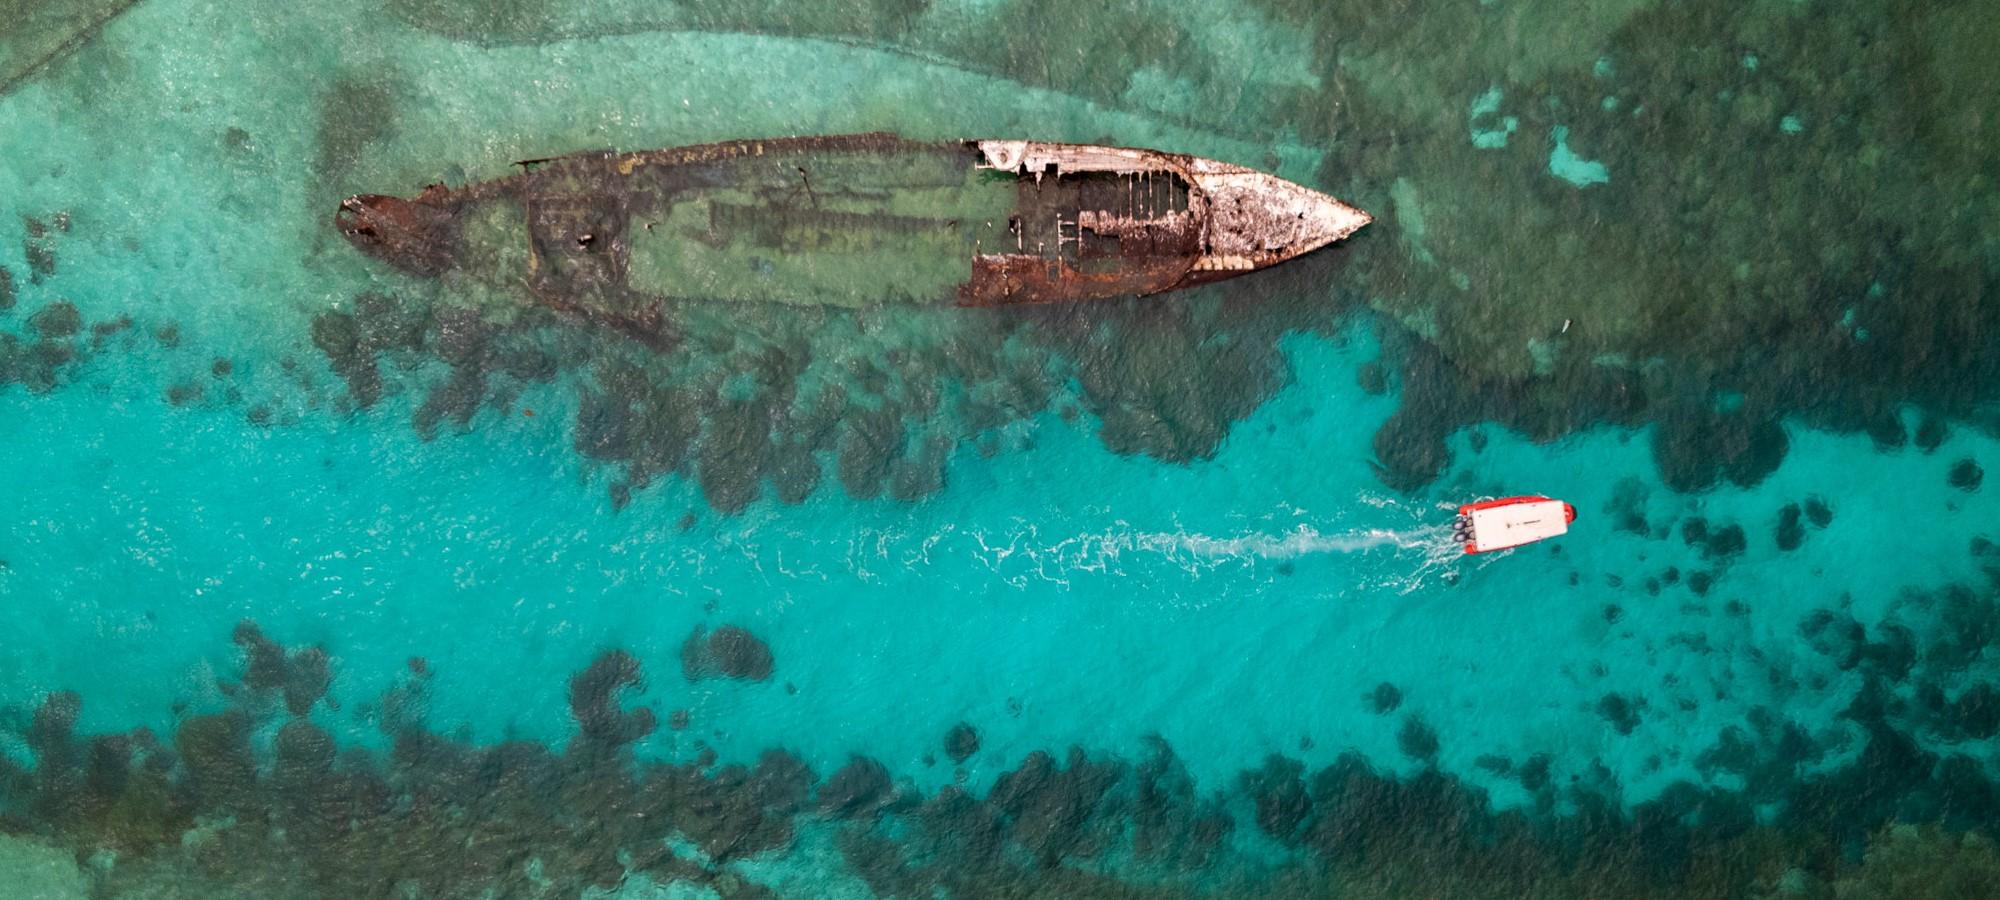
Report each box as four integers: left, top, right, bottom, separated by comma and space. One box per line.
335, 133, 1370, 336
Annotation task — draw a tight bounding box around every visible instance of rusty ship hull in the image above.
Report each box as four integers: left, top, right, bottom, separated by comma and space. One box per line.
335, 133, 1370, 336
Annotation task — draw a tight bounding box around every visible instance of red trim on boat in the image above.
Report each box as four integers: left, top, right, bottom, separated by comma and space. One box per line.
1456, 495, 1554, 516
1453, 496, 1575, 555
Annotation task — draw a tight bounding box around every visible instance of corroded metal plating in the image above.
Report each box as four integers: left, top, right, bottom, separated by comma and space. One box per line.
959, 139, 1370, 304
336, 133, 1369, 337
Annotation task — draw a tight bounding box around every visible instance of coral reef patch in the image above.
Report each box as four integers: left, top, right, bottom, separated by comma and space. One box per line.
7, 605, 2000, 897
1244, 0, 2000, 492
312, 241, 1348, 512
680, 625, 775, 682
1, 299, 123, 395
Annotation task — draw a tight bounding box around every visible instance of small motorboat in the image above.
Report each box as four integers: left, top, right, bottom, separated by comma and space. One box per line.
1453, 496, 1577, 554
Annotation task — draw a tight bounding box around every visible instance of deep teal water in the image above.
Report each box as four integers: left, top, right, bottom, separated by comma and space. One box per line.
4, 0, 2000, 897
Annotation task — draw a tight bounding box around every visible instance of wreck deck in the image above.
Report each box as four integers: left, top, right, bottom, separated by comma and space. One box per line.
334, 133, 1370, 336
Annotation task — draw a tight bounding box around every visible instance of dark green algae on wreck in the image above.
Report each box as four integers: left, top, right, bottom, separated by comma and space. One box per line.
334, 132, 1370, 341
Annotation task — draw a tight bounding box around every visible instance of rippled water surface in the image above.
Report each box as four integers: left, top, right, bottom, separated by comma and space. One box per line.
3, 0, 1999, 897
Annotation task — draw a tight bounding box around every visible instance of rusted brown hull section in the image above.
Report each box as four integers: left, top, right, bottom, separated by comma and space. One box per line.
335, 133, 1368, 335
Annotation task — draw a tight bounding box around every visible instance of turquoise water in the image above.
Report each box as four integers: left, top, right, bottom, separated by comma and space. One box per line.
5, 0, 2000, 897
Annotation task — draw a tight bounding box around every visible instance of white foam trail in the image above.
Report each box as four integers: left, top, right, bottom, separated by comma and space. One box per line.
797, 504, 1476, 595
1120, 524, 1468, 594
1137, 524, 1440, 559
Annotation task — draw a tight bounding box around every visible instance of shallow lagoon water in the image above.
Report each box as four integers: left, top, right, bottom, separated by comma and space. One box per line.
4, 0, 2000, 897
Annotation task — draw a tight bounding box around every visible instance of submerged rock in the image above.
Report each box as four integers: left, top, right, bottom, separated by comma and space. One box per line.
175, 711, 255, 811
232, 620, 287, 693
1683, 518, 1747, 560
310, 310, 381, 408
983, 747, 1125, 866
1953, 684, 2000, 740
888, 434, 951, 502
273, 719, 336, 783
27, 301, 80, 339
1651, 408, 1791, 493
1606, 477, 1650, 534
1808, 608, 1864, 672
836, 405, 904, 500
944, 722, 981, 763
680, 625, 775, 682
1130, 737, 1233, 871
1863, 623, 1919, 683
1357, 360, 1387, 394
23, 236, 56, 282
818, 756, 898, 819
1949, 458, 1984, 492
697, 399, 773, 513
1598, 693, 1642, 735
1368, 682, 1403, 714
1865, 412, 1906, 451
283, 647, 332, 716
1776, 503, 1806, 552
1397, 716, 1440, 760
229, 621, 332, 715
1242, 755, 1310, 842
768, 440, 822, 506
1914, 416, 1948, 452
1516, 753, 1553, 792
568, 649, 656, 746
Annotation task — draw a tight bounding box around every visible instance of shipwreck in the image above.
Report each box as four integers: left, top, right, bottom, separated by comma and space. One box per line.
335, 133, 1370, 336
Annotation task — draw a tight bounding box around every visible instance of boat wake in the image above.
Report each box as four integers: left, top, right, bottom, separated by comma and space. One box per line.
931, 516, 1472, 595
798, 500, 1477, 596
1130, 523, 1469, 593
1138, 524, 1447, 559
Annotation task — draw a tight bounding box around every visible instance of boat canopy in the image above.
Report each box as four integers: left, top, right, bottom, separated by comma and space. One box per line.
1463, 499, 1572, 553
